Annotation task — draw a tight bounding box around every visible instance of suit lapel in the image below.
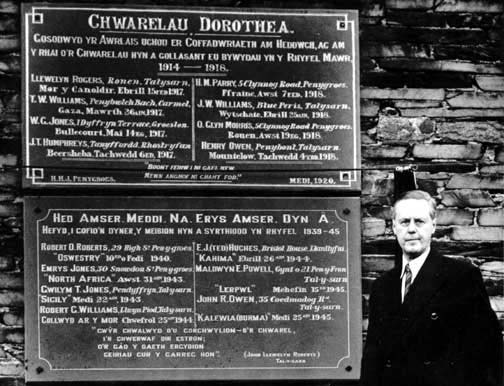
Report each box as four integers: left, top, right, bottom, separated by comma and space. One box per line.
401, 251, 447, 318
379, 266, 404, 359
383, 266, 402, 315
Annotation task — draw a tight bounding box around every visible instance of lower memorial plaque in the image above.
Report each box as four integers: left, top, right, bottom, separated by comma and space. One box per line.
25, 196, 361, 382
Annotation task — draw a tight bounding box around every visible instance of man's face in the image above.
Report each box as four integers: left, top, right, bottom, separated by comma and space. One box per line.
392, 199, 436, 260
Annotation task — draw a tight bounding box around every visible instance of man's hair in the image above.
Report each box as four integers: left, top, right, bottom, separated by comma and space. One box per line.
392, 190, 437, 220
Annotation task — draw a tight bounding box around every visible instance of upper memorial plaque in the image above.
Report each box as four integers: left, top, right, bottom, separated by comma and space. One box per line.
23, 4, 360, 190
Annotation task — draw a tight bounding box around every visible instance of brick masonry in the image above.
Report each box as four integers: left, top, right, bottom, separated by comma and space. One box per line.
0, 0, 502, 383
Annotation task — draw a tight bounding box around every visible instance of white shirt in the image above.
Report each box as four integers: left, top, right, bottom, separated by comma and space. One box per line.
400, 247, 430, 302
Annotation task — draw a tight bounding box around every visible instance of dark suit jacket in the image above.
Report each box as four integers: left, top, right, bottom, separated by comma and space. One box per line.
361, 250, 503, 386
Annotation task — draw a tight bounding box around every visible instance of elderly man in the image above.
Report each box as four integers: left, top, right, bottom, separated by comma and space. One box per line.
361, 190, 502, 386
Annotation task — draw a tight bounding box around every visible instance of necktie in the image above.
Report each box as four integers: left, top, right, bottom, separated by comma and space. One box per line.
403, 264, 412, 302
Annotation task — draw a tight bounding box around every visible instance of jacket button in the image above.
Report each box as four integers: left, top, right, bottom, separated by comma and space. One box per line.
385, 360, 392, 368
430, 312, 439, 320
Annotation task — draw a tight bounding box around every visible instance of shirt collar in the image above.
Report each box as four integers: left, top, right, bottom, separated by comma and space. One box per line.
401, 247, 430, 282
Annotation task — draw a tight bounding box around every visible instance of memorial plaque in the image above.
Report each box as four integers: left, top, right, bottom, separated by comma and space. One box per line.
22, 4, 360, 190
25, 196, 362, 381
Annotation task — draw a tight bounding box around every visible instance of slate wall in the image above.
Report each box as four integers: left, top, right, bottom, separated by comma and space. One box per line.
0, 0, 502, 384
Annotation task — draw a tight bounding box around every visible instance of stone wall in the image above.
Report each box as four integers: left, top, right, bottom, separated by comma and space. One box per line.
0, 0, 502, 384
358, 0, 504, 339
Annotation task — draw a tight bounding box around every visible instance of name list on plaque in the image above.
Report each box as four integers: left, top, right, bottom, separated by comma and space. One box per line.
23, 5, 360, 189
25, 197, 361, 381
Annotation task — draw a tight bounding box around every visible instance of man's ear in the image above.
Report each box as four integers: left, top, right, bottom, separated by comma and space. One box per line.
431, 218, 437, 234
392, 219, 398, 236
